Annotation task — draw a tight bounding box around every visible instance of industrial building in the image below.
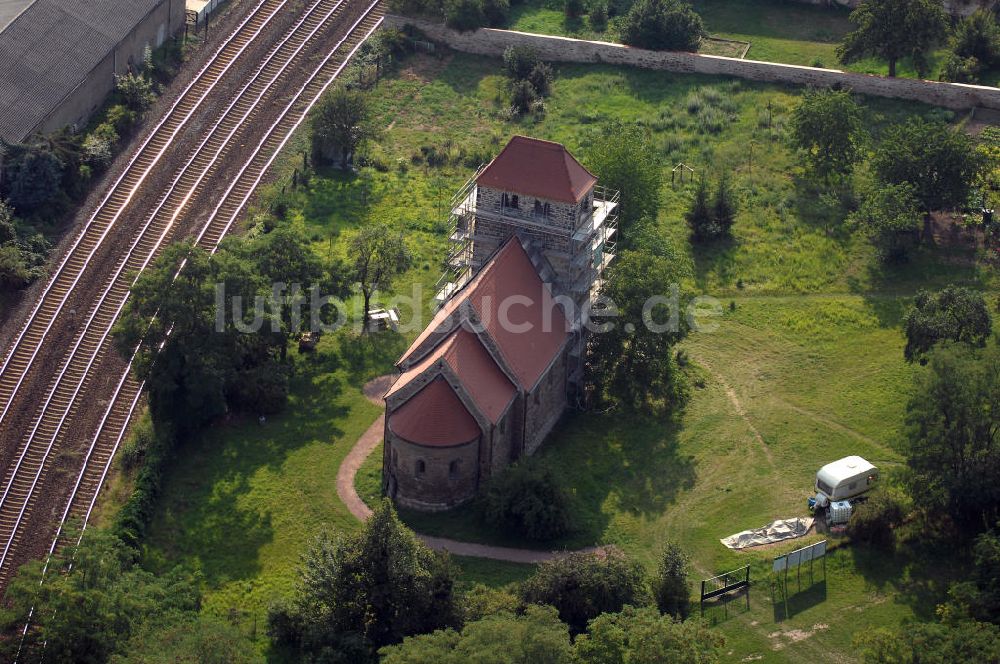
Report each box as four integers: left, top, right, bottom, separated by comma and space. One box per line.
0, 0, 186, 144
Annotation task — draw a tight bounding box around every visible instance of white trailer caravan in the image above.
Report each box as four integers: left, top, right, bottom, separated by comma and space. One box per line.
812, 456, 878, 523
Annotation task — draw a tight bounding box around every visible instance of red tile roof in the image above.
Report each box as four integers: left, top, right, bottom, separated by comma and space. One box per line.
386, 328, 516, 423
400, 237, 570, 391
476, 136, 597, 204
389, 377, 481, 447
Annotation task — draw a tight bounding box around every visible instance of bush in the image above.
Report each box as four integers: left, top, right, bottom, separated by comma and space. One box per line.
444, 0, 485, 31
482, 0, 510, 25
589, 2, 608, 31
941, 53, 982, 83
951, 9, 1000, 68
482, 463, 572, 541
503, 45, 541, 80
510, 79, 539, 116
521, 547, 651, 634
565, 0, 584, 18
527, 62, 554, 97
620, 0, 706, 51
846, 488, 906, 548
106, 104, 138, 135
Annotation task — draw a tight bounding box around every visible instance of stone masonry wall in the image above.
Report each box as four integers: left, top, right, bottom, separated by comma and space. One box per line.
386, 16, 1000, 111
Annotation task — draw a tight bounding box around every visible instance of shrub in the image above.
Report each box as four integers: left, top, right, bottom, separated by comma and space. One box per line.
106, 104, 138, 135
444, 0, 485, 31
654, 541, 692, 619
620, 0, 706, 51
503, 45, 541, 80
847, 488, 905, 548
528, 62, 554, 97
941, 53, 982, 83
521, 547, 651, 634
589, 2, 608, 31
712, 174, 737, 235
951, 9, 1000, 68
115, 71, 155, 113
119, 416, 154, 472
565, 0, 584, 18
482, 0, 509, 25
81, 133, 114, 169
510, 79, 539, 116
482, 463, 572, 541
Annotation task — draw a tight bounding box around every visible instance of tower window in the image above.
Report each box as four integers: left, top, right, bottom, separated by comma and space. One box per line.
510, 195, 519, 209
416, 459, 426, 476
449, 460, 461, 478
534, 199, 543, 216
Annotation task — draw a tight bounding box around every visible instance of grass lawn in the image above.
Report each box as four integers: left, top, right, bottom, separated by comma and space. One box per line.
132, 50, 997, 661
507, 0, 1000, 83
362, 293, 960, 662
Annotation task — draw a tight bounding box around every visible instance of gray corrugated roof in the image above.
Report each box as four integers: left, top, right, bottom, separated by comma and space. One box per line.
0, 0, 35, 32
0, 0, 163, 143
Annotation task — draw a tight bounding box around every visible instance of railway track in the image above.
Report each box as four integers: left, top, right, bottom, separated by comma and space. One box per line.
0, 0, 385, 589
0, 0, 290, 429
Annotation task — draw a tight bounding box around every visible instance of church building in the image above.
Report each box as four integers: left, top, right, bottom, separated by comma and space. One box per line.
382, 136, 619, 511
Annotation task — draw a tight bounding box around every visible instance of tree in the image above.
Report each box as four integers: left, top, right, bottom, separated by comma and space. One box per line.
904, 343, 1000, 533
521, 547, 651, 635
837, 0, 948, 77
846, 487, 906, 549
587, 249, 691, 413
565, 0, 584, 18
589, 3, 608, 31
903, 286, 993, 363
111, 616, 263, 664
847, 182, 922, 262
711, 174, 737, 236
311, 86, 377, 169
620, 0, 706, 52
855, 621, 1000, 663
685, 177, 714, 241
950, 10, 1000, 70
574, 606, 725, 664
443, 0, 485, 31
114, 242, 233, 430
946, 527, 1000, 624
483, 462, 573, 541
871, 119, 982, 212
789, 88, 867, 178
2, 140, 65, 215
379, 606, 573, 664
586, 122, 662, 233
269, 500, 458, 661
654, 541, 691, 619
482, 0, 510, 26
349, 220, 411, 331
0, 529, 202, 664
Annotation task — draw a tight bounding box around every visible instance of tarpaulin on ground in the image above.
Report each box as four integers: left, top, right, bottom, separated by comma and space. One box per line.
720, 517, 814, 550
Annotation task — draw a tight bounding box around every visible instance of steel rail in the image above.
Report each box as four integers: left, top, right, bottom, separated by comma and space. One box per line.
0, 0, 358, 584
0, 0, 290, 427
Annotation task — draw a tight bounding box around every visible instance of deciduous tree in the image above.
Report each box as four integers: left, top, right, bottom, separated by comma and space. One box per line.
847, 182, 922, 262
574, 606, 725, 664
521, 547, 651, 634
837, 0, 948, 77
587, 249, 691, 413
871, 119, 982, 212
903, 285, 993, 363
586, 122, 662, 234
311, 86, 378, 169
789, 88, 867, 177
268, 500, 458, 661
904, 343, 1000, 533
349, 220, 411, 330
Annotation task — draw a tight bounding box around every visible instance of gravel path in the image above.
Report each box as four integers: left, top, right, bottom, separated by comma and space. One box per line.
336, 375, 602, 564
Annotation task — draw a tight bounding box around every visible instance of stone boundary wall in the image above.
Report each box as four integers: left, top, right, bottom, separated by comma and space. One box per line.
386, 15, 1000, 111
